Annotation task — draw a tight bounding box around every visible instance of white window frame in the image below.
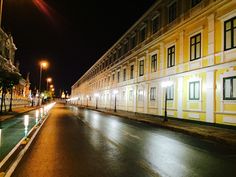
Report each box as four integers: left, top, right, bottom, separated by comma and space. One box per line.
188, 77, 202, 102
189, 81, 200, 100
149, 50, 158, 73
139, 24, 147, 42
188, 29, 203, 62
151, 14, 160, 34
138, 89, 144, 101
150, 87, 156, 101
129, 90, 134, 101
166, 85, 174, 100
219, 10, 236, 52
117, 70, 120, 83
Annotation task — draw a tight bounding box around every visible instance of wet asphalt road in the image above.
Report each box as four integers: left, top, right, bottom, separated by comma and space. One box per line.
12, 104, 236, 177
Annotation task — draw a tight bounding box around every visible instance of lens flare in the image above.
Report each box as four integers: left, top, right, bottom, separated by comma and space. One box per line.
33, 0, 56, 25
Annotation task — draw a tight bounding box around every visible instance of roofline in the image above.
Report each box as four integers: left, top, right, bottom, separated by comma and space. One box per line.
72, 0, 160, 88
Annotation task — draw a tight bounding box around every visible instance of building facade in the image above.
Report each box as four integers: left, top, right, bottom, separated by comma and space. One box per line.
71, 0, 236, 126
0, 28, 31, 107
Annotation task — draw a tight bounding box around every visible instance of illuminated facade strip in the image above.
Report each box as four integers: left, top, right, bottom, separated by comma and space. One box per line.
71, 0, 236, 126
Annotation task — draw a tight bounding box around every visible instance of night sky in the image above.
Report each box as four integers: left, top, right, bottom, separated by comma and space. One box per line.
2, 0, 156, 96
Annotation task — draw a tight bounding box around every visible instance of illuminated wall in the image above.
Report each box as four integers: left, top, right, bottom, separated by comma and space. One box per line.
71, 0, 236, 126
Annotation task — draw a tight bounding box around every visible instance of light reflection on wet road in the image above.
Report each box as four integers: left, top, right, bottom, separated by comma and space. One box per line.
12, 104, 236, 177
0, 109, 42, 160
71, 106, 236, 177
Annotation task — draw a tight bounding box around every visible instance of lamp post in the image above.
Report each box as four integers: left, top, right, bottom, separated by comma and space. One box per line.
38, 61, 48, 105
39, 61, 48, 94
46, 77, 52, 91
161, 80, 173, 122
0, 0, 3, 27
113, 90, 118, 112
94, 93, 99, 109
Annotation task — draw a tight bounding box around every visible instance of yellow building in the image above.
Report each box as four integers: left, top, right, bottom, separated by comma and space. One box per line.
71, 0, 236, 126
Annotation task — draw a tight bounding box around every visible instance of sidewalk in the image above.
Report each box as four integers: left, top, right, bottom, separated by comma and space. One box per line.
78, 105, 236, 149
0, 106, 39, 121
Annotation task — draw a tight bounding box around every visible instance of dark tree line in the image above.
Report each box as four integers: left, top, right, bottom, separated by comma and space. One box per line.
0, 70, 20, 113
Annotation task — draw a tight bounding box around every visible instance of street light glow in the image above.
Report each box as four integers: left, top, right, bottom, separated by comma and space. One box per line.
40, 60, 48, 69
161, 80, 173, 88
47, 77, 52, 82
113, 90, 118, 95
24, 115, 29, 127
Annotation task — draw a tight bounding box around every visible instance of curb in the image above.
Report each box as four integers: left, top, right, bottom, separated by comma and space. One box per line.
0, 107, 51, 177
0, 106, 40, 122
4, 114, 49, 177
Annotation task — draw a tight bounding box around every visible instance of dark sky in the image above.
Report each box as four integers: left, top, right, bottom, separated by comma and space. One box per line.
2, 0, 156, 96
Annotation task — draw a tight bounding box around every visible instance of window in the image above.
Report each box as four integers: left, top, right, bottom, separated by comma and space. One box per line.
130, 35, 137, 49
130, 65, 134, 79
123, 42, 129, 54
189, 81, 200, 100
152, 16, 160, 34
168, 2, 177, 23
113, 53, 117, 62
139, 60, 144, 76
108, 76, 110, 84
167, 46, 175, 68
167, 85, 174, 100
150, 87, 156, 101
191, 0, 201, 7
109, 57, 112, 65
140, 26, 146, 42
122, 91, 126, 101
129, 90, 133, 101
117, 71, 120, 82
224, 17, 236, 50
223, 76, 236, 100
123, 68, 126, 81
190, 33, 201, 61
138, 90, 144, 101
151, 54, 157, 72
112, 73, 115, 81
118, 48, 122, 58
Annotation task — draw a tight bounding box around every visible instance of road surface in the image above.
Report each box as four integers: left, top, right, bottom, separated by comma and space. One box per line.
12, 104, 236, 177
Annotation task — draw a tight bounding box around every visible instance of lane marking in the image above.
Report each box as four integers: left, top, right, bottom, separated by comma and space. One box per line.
4, 113, 50, 177
0, 120, 36, 169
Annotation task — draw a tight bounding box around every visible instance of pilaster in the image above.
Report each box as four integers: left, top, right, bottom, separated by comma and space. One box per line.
206, 70, 215, 123
207, 13, 215, 65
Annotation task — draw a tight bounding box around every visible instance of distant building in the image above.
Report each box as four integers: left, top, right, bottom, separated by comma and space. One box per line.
61, 91, 66, 99
0, 29, 18, 75
0, 28, 31, 104
71, 0, 236, 126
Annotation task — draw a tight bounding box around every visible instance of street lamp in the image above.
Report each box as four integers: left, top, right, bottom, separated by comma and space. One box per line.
0, 0, 3, 27
113, 90, 118, 112
50, 84, 54, 89
94, 93, 99, 109
39, 60, 48, 94
38, 60, 48, 106
46, 77, 52, 91
161, 80, 173, 122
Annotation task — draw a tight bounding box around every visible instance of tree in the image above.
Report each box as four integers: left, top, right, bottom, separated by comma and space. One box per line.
0, 70, 20, 113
